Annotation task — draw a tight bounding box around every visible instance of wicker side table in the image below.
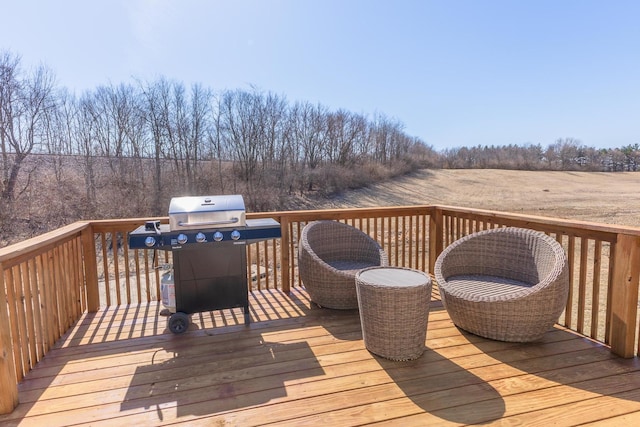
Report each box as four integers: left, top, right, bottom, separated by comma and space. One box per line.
355, 267, 432, 361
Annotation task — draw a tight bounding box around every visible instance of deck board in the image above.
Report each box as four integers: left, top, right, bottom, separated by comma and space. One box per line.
1, 287, 639, 426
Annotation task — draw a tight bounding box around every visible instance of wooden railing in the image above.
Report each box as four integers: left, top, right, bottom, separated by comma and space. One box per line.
1, 205, 639, 414
0, 221, 96, 414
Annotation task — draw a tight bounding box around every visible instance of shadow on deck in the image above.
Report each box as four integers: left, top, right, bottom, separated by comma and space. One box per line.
1, 287, 640, 426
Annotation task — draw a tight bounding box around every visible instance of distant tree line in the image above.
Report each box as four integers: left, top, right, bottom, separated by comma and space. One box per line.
441, 139, 640, 172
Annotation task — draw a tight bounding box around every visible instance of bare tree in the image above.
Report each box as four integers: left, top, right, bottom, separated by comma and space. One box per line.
220, 89, 262, 185
258, 91, 288, 188
139, 78, 172, 214
75, 93, 100, 214
0, 52, 21, 199
371, 113, 403, 165
140, 79, 208, 196
42, 88, 74, 184
88, 84, 141, 175
290, 101, 328, 192
550, 137, 581, 170
326, 110, 360, 166
184, 83, 211, 193
620, 143, 640, 171
166, 82, 187, 188
208, 92, 227, 192
0, 51, 56, 202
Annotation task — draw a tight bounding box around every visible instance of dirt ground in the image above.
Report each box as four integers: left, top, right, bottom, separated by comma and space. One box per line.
316, 169, 640, 228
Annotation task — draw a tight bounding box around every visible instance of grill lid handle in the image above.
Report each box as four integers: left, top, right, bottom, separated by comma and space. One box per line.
177, 217, 240, 227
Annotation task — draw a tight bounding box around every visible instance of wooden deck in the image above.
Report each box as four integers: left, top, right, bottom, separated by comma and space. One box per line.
1, 287, 640, 426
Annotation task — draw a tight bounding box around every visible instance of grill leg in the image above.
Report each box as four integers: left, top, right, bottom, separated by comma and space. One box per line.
244, 305, 250, 325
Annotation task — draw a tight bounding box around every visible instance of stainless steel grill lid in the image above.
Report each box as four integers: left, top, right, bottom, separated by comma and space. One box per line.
168, 195, 246, 231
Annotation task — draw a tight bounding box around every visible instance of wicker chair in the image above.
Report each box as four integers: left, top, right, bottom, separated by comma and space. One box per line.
434, 227, 569, 342
298, 221, 389, 309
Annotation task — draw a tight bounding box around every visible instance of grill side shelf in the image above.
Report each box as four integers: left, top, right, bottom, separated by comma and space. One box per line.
128, 224, 173, 250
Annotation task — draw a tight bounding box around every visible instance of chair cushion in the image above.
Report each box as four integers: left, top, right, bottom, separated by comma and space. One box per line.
444, 274, 534, 301
327, 260, 379, 274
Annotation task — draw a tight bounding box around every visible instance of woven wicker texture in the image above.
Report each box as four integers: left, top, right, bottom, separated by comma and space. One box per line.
356, 267, 432, 361
298, 221, 389, 309
434, 227, 569, 342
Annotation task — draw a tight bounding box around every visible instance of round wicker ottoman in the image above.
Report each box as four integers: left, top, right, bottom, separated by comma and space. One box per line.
355, 267, 432, 361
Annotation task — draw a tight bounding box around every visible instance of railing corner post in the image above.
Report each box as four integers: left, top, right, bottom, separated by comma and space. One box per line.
429, 206, 443, 274
609, 233, 640, 358
280, 217, 291, 294
0, 262, 19, 414
81, 224, 100, 312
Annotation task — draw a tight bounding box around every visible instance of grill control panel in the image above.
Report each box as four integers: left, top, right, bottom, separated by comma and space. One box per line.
128, 218, 281, 250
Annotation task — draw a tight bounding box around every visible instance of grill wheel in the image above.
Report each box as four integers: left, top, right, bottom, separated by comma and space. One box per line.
168, 312, 190, 334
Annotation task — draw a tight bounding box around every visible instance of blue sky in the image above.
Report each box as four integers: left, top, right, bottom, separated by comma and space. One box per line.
1, 0, 639, 150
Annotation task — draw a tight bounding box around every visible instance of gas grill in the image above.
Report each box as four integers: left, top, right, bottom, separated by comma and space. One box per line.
128, 194, 281, 333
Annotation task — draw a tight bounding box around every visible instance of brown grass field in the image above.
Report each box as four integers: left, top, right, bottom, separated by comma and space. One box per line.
316, 169, 640, 228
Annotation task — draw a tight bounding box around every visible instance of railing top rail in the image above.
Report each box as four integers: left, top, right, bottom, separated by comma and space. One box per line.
261, 205, 434, 222
0, 221, 90, 267
88, 217, 168, 232
436, 205, 640, 239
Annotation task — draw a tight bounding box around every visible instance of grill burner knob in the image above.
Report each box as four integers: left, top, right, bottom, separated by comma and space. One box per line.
195, 232, 206, 243
177, 233, 188, 244
231, 230, 241, 241
213, 231, 223, 241
144, 236, 156, 247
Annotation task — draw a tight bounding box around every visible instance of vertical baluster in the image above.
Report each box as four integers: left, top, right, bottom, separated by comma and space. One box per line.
42, 252, 55, 341
565, 235, 576, 329
270, 238, 277, 290
62, 241, 73, 319
143, 249, 151, 303
577, 237, 589, 334
591, 240, 602, 339
111, 232, 121, 305
37, 254, 51, 351
20, 262, 37, 371
122, 229, 132, 305
0, 265, 19, 413
29, 257, 46, 358
407, 215, 414, 269
421, 213, 426, 270
387, 217, 392, 265
3, 268, 21, 380
74, 237, 86, 314
68, 239, 79, 319
134, 249, 142, 304
262, 240, 269, 290
52, 245, 67, 334
100, 233, 110, 307
401, 216, 406, 267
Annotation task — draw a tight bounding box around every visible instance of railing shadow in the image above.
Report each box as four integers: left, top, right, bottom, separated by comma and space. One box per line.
119, 335, 324, 418
5, 286, 638, 425
377, 319, 640, 424
115, 288, 374, 418
375, 305, 506, 424
467, 325, 640, 404
0, 289, 330, 424
378, 352, 508, 424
